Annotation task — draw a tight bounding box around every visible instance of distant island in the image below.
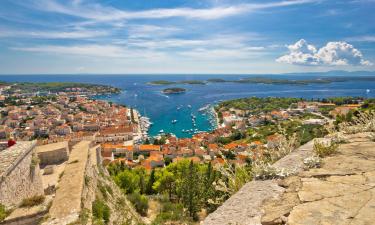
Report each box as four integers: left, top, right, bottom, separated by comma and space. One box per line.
162, 87, 186, 94
148, 80, 206, 85
148, 75, 375, 86
206, 78, 227, 83
148, 80, 176, 85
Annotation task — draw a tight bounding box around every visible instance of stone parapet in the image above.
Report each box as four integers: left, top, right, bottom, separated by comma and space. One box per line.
0, 141, 44, 208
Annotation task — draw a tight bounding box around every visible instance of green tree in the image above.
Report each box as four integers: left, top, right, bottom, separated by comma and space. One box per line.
139, 175, 145, 194
146, 169, 156, 195
203, 162, 217, 212
154, 170, 176, 200
115, 170, 139, 194
92, 199, 110, 224
164, 157, 172, 166
128, 192, 149, 216
181, 160, 201, 220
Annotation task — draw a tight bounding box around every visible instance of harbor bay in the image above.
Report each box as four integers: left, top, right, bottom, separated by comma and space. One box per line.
1, 73, 375, 138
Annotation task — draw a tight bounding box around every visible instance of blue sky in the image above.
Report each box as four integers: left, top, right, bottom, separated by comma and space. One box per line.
0, 0, 374, 74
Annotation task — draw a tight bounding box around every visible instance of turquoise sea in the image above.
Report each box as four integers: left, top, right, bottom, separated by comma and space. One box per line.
1, 72, 375, 138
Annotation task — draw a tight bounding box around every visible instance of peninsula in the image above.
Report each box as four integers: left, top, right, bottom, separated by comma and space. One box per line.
1, 81, 121, 96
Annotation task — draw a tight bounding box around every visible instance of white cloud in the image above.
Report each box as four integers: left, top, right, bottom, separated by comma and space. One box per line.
346, 35, 375, 42
277, 39, 372, 66
127, 25, 182, 39
30, 0, 318, 22
178, 47, 266, 60
127, 34, 262, 50
11, 44, 165, 59
0, 29, 110, 39
10, 33, 267, 62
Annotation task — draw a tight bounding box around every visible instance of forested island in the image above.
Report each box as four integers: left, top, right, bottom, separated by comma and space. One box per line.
162, 87, 186, 94
0, 81, 121, 96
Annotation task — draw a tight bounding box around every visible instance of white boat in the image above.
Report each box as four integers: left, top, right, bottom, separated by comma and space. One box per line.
187, 105, 192, 108
198, 104, 210, 112
159, 129, 164, 133
172, 119, 178, 124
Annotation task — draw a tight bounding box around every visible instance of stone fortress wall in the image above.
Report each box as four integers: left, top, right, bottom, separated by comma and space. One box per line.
35, 141, 69, 166
0, 141, 44, 207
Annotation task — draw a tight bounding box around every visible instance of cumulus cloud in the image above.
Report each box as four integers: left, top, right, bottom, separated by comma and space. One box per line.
276, 39, 372, 66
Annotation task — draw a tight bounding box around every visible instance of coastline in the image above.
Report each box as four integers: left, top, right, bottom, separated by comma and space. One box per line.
134, 109, 152, 142
210, 105, 221, 129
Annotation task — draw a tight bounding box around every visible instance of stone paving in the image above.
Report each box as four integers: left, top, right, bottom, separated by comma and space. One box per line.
45, 141, 90, 225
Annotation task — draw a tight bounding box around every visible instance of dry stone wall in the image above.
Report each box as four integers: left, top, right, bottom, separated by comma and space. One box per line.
0, 141, 44, 208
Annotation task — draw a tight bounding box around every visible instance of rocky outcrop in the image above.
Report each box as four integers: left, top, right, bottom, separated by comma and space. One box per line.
203, 140, 317, 225
262, 133, 375, 225
204, 134, 375, 225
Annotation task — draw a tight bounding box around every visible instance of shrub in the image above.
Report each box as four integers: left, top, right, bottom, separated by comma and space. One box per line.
252, 162, 295, 180
92, 199, 110, 224
128, 192, 148, 216
303, 156, 322, 169
78, 208, 90, 225
152, 202, 189, 225
313, 140, 338, 157
105, 185, 113, 196
30, 153, 40, 171
0, 204, 7, 221
209, 161, 253, 207
20, 195, 45, 207
98, 183, 108, 200
339, 111, 375, 134
84, 175, 91, 185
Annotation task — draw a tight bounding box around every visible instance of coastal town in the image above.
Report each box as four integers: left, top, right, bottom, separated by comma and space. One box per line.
0, 81, 366, 171
0, 81, 372, 225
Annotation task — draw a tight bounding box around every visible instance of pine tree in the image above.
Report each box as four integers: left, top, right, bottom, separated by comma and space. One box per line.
146, 169, 156, 195
139, 175, 145, 194
182, 160, 200, 220
204, 162, 213, 201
